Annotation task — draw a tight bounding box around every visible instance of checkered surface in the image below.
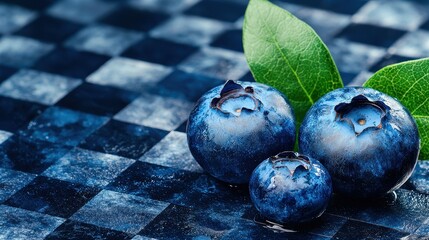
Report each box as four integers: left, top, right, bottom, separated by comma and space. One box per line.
0, 0, 428, 239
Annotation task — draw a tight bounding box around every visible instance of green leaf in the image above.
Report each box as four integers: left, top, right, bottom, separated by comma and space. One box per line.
363, 58, 429, 160
243, 0, 343, 125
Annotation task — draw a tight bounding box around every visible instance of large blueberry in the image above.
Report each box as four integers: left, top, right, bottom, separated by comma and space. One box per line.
299, 87, 420, 198
187, 80, 295, 184
249, 151, 332, 224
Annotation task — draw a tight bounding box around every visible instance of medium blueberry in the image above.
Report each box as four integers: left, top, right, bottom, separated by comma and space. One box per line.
249, 151, 332, 225
299, 87, 420, 198
187, 80, 295, 184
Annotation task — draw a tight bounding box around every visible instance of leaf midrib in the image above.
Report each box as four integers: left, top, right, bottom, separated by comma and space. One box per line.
258, 6, 314, 105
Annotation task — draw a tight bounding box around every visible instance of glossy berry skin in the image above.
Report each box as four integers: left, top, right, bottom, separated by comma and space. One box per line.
249, 152, 332, 224
187, 80, 295, 184
299, 87, 420, 198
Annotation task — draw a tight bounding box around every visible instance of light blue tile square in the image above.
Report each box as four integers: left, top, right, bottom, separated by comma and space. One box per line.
353, 0, 428, 31
0, 36, 54, 68
0, 168, 35, 203
0, 130, 12, 144
114, 93, 194, 131
347, 71, 373, 87
179, 47, 248, 80
327, 39, 385, 74
43, 148, 135, 187
292, 8, 350, 41
0, 70, 82, 105
150, 15, 228, 46
87, 57, 172, 92
128, 0, 200, 13
391, 30, 429, 58
0, 3, 36, 34
139, 131, 203, 172
47, 0, 116, 23
71, 190, 169, 234
0, 205, 64, 239
66, 24, 143, 56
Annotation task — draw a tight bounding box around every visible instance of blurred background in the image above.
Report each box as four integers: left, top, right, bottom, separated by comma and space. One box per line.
0, 0, 429, 239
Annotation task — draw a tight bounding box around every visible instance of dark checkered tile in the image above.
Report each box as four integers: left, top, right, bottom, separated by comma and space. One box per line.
327, 189, 429, 233
107, 161, 201, 202
332, 220, 409, 240
71, 190, 169, 234
45, 220, 133, 240
171, 174, 253, 218
184, 0, 246, 22
33, 47, 110, 79
0, 135, 72, 174
56, 82, 139, 116
43, 148, 135, 187
148, 69, 223, 102
139, 204, 230, 239
79, 120, 168, 159
279, 0, 368, 14
0, 65, 16, 84
210, 29, 243, 52
122, 37, 198, 66
20, 106, 108, 147
0, 205, 64, 239
369, 54, 417, 73
5, 176, 100, 218
15, 14, 83, 43
242, 209, 346, 238
336, 23, 406, 48
222, 219, 329, 240
101, 6, 169, 32
1, 0, 55, 10
239, 71, 256, 82
0, 96, 45, 133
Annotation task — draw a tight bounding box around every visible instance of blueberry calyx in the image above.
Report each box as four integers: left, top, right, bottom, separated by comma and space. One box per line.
269, 151, 311, 177
334, 95, 390, 135
210, 80, 260, 116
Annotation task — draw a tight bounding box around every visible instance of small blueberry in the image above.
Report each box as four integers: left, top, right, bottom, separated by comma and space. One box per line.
249, 151, 332, 225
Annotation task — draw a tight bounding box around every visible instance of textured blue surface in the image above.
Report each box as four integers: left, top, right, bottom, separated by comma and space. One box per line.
0, 0, 428, 239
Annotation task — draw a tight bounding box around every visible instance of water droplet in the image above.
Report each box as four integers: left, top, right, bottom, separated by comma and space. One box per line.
384, 191, 397, 206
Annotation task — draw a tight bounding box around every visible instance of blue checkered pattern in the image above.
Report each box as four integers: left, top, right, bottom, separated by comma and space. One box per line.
0, 0, 428, 239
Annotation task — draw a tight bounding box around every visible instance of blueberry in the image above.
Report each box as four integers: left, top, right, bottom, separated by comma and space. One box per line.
187, 80, 295, 184
299, 87, 420, 198
249, 151, 332, 224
